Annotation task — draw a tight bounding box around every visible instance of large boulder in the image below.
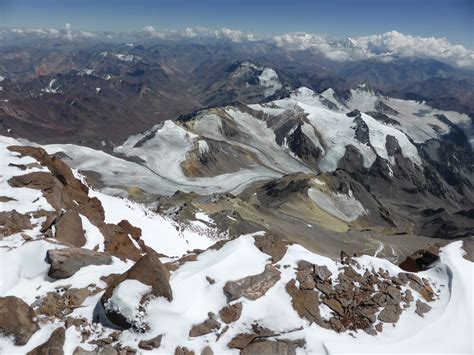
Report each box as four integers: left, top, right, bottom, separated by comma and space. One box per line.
27, 327, 65, 355
101, 250, 172, 329
0, 296, 38, 345
54, 210, 86, 247
223, 264, 281, 301
47, 248, 112, 279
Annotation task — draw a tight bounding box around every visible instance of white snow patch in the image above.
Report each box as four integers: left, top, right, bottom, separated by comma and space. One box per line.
308, 188, 367, 222
80, 214, 105, 251
105, 279, 152, 327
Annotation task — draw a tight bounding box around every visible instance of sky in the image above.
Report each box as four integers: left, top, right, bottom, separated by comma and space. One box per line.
0, 0, 472, 47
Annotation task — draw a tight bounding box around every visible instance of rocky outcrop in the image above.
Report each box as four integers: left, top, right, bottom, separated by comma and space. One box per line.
7, 145, 145, 261
227, 325, 305, 354
27, 327, 65, 355
399, 245, 440, 272
254, 234, 290, 263
286, 258, 436, 334
101, 250, 172, 329
138, 334, 162, 351
0, 296, 38, 345
223, 264, 281, 301
47, 248, 112, 279
54, 210, 86, 247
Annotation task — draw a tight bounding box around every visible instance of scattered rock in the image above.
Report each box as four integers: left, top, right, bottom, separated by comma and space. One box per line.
138, 334, 162, 351
27, 327, 65, 355
189, 316, 221, 337
223, 264, 281, 301
219, 302, 243, 324
378, 305, 402, 323
240, 339, 306, 355
415, 300, 432, 317
47, 248, 112, 279
254, 234, 290, 262
296, 269, 316, 290
313, 264, 332, 281
227, 326, 275, 350
0, 210, 32, 237
206, 276, 215, 285
323, 298, 345, 317
175, 346, 195, 355
375, 323, 383, 332
200, 346, 213, 355
0, 296, 38, 345
286, 280, 325, 326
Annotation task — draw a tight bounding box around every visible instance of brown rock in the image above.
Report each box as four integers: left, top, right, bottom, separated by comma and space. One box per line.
189, 317, 221, 337
286, 280, 324, 326
175, 346, 195, 355
415, 300, 432, 317
322, 298, 345, 317
296, 269, 316, 290
0, 210, 32, 237
102, 224, 144, 262
27, 327, 65, 355
228, 326, 275, 349
0, 296, 38, 345
118, 219, 142, 240
37, 292, 67, 317
101, 250, 172, 328
315, 281, 333, 296
254, 234, 290, 262
219, 302, 243, 324
378, 305, 402, 323
240, 339, 306, 355
200, 346, 213, 355
55, 210, 86, 247
375, 322, 383, 332
313, 265, 332, 281
47, 248, 112, 279
223, 264, 281, 301
138, 334, 162, 350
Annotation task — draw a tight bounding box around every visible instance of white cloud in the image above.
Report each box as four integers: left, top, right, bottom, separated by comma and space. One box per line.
141, 25, 258, 42
273, 31, 474, 68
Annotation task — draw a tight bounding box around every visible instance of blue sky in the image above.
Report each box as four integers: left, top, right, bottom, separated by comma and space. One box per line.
0, 0, 472, 47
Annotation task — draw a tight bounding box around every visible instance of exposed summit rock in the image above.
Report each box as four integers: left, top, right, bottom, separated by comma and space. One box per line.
223, 264, 281, 301
47, 248, 112, 279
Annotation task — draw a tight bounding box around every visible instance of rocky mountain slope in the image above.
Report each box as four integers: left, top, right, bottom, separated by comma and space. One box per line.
37, 85, 473, 244
0, 136, 472, 354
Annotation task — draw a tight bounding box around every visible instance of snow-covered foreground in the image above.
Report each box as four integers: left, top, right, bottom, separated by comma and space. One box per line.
109, 237, 471, 354
0, 135, 472, 354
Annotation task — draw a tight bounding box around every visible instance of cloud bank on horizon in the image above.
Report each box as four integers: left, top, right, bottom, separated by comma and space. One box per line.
2, 24, 474, 69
